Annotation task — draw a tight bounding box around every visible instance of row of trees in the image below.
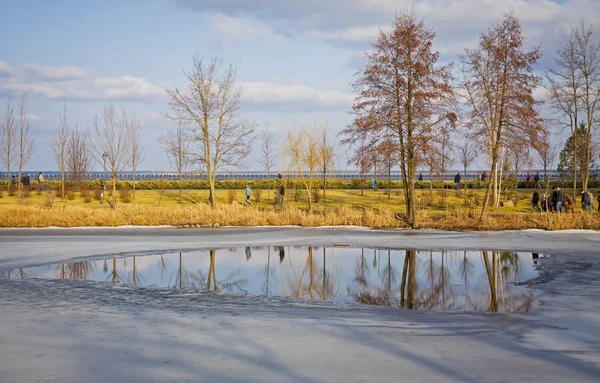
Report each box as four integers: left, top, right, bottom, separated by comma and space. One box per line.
342, 11, 600, 227
0, 95, 35, 195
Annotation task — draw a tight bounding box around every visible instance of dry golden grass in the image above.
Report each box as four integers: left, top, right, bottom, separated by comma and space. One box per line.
0, 202, 598, 230
0, 203, 398, 228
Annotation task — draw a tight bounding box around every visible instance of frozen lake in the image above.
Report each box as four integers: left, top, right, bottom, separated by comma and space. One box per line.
0, 228, 599, 382
9, 247, 543, 313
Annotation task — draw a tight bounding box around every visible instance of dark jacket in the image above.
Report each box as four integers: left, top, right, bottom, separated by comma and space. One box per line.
556, 189, 563, 204
454, 173, 461, 183
582, 192, 589, 205
532, 191, 539, 204
551, 190, 558, 204
534, 174, 540, 182
279, 185, 285, 196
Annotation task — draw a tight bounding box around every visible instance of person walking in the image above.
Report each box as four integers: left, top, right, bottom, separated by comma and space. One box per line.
555, 186, 563, 213
372, 178, 377, 191
278, 183, 285, 205
454, 172, 461, 190
38, 172, 45, 192
418, 173, 423, 182
532, 188, 540, 212
526, 172, 531, 188
476, 172, 481, 189
245, 184, 252, 205
481, 171, 488, 183
534, 172, 540, 188
588, 191, 595, 213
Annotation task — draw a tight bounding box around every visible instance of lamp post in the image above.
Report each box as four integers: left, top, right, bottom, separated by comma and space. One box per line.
102, 152, 108, 205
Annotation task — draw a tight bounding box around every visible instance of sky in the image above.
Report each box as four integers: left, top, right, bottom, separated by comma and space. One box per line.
1, 0, 599, 172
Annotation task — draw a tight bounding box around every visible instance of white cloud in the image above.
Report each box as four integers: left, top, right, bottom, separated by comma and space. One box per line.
0, 75, 165, 101
213, 15, 285, 42
23, 64, 91, 81
241, 81, 353, 111
0, 61, 14, 77
178, 0, 600, 52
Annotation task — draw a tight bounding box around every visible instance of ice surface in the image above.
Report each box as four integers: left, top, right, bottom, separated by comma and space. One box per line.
1, 228, 599, 383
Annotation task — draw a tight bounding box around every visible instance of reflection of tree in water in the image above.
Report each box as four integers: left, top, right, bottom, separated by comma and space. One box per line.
126, 257, 144, 286
105, 259, 123, 283
479, 251, 533, 313
350, 248, 396, 306
7, 269, 28, 279
181, 250, 248, 293
288, 246, 338, 301
418, 251, 454, 310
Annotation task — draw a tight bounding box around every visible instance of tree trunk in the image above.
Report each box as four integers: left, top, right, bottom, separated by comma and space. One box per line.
61, 169, 65, 201
132, 168, 136, 200
112, 174, 117, 207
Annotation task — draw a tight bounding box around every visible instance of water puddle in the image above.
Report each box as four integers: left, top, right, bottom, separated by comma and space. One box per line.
3, 247, 548, 313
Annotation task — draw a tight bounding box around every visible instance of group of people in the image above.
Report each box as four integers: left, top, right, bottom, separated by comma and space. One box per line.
532, 187, 598, 213
525, 172, 542, 188
9, 172, 44, 191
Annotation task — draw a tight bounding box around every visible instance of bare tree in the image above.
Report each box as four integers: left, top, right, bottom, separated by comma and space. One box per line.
164, 56, 255, 207
573, 22, 600, 192
455, 137, 477, 180
158, 122, 190, 203
258, 129, 277, 201
50, 99, 69, 200
128, 115, 145, 200
460, 12, 542, 220
349, 140, 372, 197
533, 127, 558, 187
92, 103, 131, 207
66, 125, 91, 186
0, 98, 16, 191
546, 29, 582, 203
317, 125, 335, 204
16, 93, 36, 194
285, 119, 322, 212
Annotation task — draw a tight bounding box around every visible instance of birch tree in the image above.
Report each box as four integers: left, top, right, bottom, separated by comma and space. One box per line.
16, 93, 36, 194
164, 56, 255, 207
285, 120, 321, 212
546, 29, 582, 203
92, 103, 130, 207
50, 99, 69, 200
158, 122, 189, 203
258, 129, 277, 199
67, 125, 91, 186
317, 125, 335, 204
455, 138, 477, 180
0, 98, 16, 191
128, 115, 145, 199
573, 23, 600, 192
460, 12, 542, 220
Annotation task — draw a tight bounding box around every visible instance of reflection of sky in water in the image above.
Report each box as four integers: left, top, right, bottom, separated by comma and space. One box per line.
15, 248, 545, 312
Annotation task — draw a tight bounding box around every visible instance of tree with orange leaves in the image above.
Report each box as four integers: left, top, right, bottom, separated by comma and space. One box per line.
342, 11, 455, 227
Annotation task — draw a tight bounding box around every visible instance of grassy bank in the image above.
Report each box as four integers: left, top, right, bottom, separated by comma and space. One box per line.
1, 187, 598, 230
1, 203, 598, 230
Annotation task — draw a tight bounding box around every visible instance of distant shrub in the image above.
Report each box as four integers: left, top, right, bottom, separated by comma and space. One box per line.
252, 188, 262, 202
43, 192, 54, 209
66, 191, 76, 200
81, 190, 92, 203
120, 188, 131, 203
227, 189, 236, 204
